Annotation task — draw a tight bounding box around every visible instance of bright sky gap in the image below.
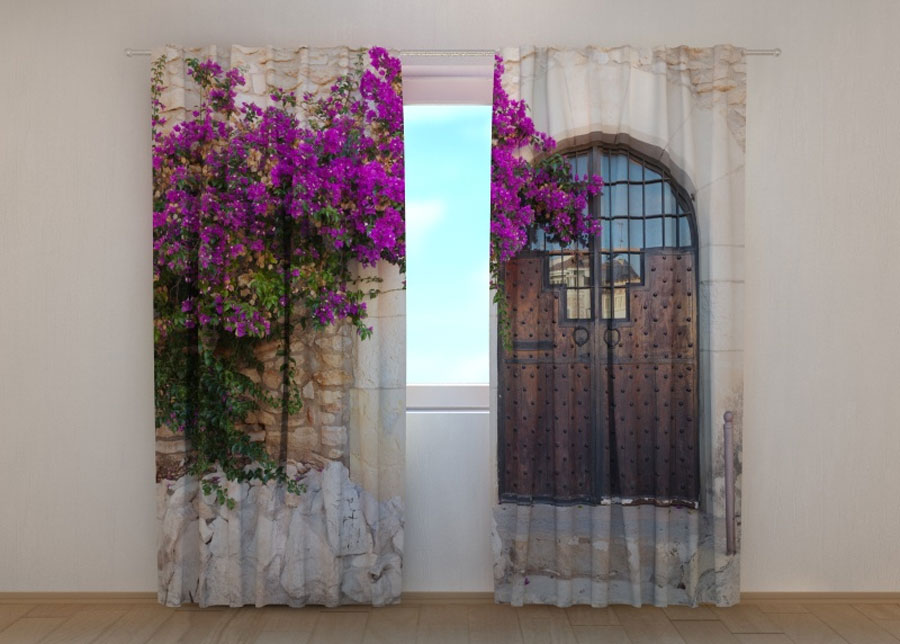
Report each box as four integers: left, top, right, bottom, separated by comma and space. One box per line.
404, 105, 492, 385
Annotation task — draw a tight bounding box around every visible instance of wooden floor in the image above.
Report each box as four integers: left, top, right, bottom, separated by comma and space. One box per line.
2, 598, 900, 643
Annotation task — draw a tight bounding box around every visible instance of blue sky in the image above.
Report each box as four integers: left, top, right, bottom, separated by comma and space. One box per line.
404, 105, 491, 384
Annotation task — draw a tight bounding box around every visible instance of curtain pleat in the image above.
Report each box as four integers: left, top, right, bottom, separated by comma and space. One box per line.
493, 45, 744, 607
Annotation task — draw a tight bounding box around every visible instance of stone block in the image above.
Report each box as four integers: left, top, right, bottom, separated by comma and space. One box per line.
262, 368, 283, 390
256, 410, 279, 427
287, 427, 318, 455
314, 369, 351, 387
317, 411, 337, 425
255, 341, 280, 362
156, 437, 187, 455
239, 368, 261, 384
321, 425, 347, 448
319, 350, 345, 369
315, 336, 343, 352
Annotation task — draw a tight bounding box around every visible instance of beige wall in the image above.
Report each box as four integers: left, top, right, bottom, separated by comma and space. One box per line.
1, 0, 899, 592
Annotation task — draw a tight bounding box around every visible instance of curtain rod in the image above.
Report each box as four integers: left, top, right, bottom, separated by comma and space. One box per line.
125, 47, 781, 58
124, 48, 494, 57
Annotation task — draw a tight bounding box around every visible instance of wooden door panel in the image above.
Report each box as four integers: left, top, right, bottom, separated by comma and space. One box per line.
618, 252, 696, 363
500, 247, 698, 505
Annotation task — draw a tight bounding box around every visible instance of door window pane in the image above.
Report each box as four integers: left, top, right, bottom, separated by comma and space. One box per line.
628, 253, 643, 282
610, 154, 628, 182
611, 184, 628, 216
629, 183, 643, 215
663, 182, 676, 214
645, 182, 663, 215
629, 218, 644, 249
663, 216, 677, 247
678, 216, 692, 246
611, 219, 628, 250
566, 288, 592, 319
601, 287, 627, 319
645, 217, 663, 248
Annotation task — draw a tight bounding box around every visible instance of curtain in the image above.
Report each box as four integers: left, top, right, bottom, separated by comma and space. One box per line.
491, 45, 745, 607
152, 45, 405, 607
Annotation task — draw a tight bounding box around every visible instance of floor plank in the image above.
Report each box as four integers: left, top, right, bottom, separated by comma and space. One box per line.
254, 634, 311, 644
254, 605, 319, 642
852, 604, 900, 621
566, 606, 620, 626
0, 617, 64, 644
92, 604, 173, 644
144, 609, 236, 644
673, 620, 741, 643
734, 635, 793, 644
750, 602, 811, 614
310, 611, 368, 644
363, 606, 419, 644
571, 625, 632, 643
767, 613, 848, 644
39, 608, 126, 644
517, 606, 579, 644
878, 621, 900, 638
804, 604, 900, 644
416, 605, 469, 644
25, 604, 85, 619
666, 606, 719, 621
468, 604, 523, 644
612, 606, 686, 644
199, 607, 267, 644
0, 604, 35, 632
712, 605, 782, 634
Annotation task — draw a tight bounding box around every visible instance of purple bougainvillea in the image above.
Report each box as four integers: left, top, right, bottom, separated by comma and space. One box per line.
152, 48, 404, 345
490, 55, 603, 343
151, 48, 404, 502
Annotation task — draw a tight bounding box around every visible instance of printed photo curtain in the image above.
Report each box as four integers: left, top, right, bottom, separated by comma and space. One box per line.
152, 45, 405, 607
491, 45, 746, 607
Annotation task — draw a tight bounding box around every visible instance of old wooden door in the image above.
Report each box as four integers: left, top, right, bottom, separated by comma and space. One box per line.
498, 145, 700, 507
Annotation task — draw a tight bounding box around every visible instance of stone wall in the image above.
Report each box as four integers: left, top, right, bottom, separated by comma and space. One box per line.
155, 319, 354, 480
158, 461, 402, 607
241, 319, 354, 468
155, 293, 405, 607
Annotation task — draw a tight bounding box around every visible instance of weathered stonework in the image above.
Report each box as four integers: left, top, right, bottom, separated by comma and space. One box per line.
158, 461, 402, 607
154, 319, 354, 480
153, 310, 400, 607
238, 319, 354, 468
492, 504, 738, 607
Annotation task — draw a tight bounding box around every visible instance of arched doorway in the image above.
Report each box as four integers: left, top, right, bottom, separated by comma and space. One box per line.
498, 141, 700, 507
